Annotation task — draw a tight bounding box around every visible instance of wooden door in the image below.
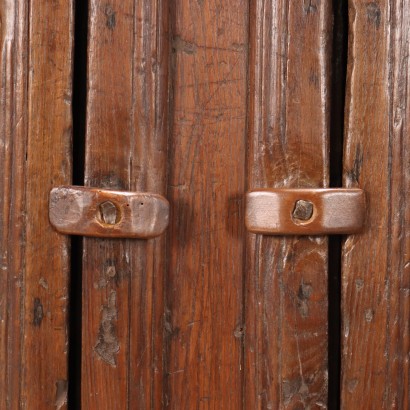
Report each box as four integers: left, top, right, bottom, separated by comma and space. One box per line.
0, 1, 408, 409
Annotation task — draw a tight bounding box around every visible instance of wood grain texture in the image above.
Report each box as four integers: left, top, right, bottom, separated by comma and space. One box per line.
246, 188, 365, 235
0, 2, 28, 407
82, 1, 169, 408
341, 0, 410, 407
245, 1, 332, 408
0, 0, 73, 408
165, 1, 248, 408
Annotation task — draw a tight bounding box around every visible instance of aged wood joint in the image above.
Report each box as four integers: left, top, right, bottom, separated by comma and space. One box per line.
245, 188, 366, 235
49, 186, 169, 238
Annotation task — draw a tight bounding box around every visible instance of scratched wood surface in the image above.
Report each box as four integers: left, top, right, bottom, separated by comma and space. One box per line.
165, 1, 248, 408
341, 0, 410, 407
0, 0, 73, 409
2, 1, 409, 408
82, 1, 169, 408
245, 1, 332, 408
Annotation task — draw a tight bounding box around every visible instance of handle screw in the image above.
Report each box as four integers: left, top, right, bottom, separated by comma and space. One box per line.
292, 199, 314, 221
99, 201, 119, 225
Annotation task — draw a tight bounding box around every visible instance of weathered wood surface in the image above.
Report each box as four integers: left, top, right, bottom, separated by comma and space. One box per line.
82, 1, 169, 408
1, 0, 409, 408
245, 1, 332, 408
0, 0, 73, 408
341, 0, 410, 407
165, 1, 248, 408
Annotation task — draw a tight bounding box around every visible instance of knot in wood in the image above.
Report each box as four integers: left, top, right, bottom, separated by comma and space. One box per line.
98, 201, 119, 225
292, 199, 314, 222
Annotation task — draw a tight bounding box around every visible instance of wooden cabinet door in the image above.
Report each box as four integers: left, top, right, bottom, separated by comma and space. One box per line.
0, 1, 408, 409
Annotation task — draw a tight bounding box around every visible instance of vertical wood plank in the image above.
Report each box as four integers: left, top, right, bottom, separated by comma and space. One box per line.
0, 0, 73, 408
0, 1, 28, 407
82, 1, 169, 408
23, 1, 74, 406
166, 1, 248, 408
341, 1, 410, 407
245, 1, 332, 408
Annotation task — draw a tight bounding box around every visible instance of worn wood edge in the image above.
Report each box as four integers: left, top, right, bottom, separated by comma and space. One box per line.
49, 186, 169, 238
245, 188, 365, 235
340, 0, 410, 407
0, 0, 28, 407
20, 0, 74, 407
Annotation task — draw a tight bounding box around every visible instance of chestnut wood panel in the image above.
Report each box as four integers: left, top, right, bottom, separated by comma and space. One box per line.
341, 0, 410, 407
0, 0, 73, 408
245, 1, 332, 408
165, 1, 248, 408
82, 1, 169, 408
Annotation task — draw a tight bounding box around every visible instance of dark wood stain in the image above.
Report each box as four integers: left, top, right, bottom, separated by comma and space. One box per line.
32, 298, 44, 327
104, 5, 116, 30
346, 143, 364, 184
366, 2, 381, 28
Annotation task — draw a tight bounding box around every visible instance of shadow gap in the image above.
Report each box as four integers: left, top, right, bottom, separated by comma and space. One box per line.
68, 0, 88, 407
328, 0, 349, 409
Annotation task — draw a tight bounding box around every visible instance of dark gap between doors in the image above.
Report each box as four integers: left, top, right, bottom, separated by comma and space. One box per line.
329, 0, 348, 408
68, 0, 88, 407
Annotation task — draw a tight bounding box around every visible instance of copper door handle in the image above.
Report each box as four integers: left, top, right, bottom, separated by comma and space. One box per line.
245, 188, 365, 235
49, 185, 169, 239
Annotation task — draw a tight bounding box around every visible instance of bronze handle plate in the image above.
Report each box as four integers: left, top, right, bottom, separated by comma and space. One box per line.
49, 186, 169, 239
245, 188, 365, 235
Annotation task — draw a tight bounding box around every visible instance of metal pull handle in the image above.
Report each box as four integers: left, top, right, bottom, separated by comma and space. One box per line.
245, 188, 365, 235
49, 186, 169, 239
